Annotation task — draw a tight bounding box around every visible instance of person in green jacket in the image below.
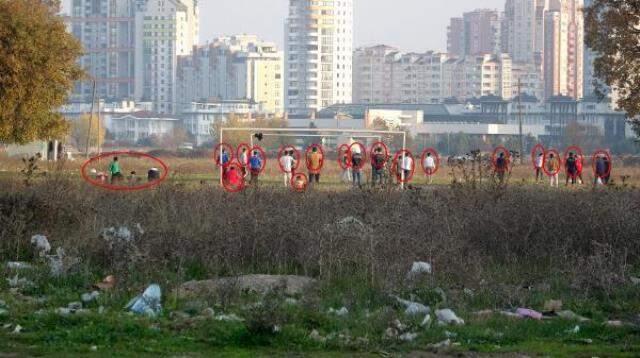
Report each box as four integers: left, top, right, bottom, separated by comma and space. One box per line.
109, 156, 123, 184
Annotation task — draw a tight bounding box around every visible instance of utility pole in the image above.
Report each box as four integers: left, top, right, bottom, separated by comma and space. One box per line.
517, 79, 524, 165
86, 78, 97, 159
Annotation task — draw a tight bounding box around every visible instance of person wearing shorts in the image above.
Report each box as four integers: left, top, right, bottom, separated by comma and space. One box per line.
423, 152, 436, 184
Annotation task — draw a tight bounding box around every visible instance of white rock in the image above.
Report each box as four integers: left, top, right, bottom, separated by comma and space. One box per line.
436, 309, 465, 325
408, 261, 432, 277
328, 307, 349, 317
31, 235, 51, 256
399, 332, 418, 342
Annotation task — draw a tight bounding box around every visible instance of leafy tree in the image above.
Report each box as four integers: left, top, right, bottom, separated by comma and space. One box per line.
0, 0, 83, 144
70, 114, 105, 153
584, 0, 640, 136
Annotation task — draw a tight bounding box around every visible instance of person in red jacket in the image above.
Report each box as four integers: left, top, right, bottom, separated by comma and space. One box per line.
575, 154, 584, 185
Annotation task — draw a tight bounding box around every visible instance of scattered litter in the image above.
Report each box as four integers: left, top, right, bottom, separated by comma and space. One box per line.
125, 284, 162, 317
272, 325, 281, 333
498, 310, 522, 319
102, 226, 134, 245
421, 314, 432, 327
31, 235, 51, 256
328, 307, 349, 317
463, 288, 474, 297
473, 309, 494, 317
90, 346, 98, 352
399, 332, 418, 342
408, 261, 432, 277
385, 327, 398, 339
630, 277, 640, 285
12, 325, 22, 334
516, 308, 543, 320
566, 325, 580, 334
444, 330, 458, 338
3, 324, 12, 330
98, 306, 105, 315
94, 275, 116, 291
6, 262, 33, 270
68, 302, 82, 310
46, 247, 78, 277
606, 320, 625, 327
544, 299, 563, 312
428, 339, 451, 349
434, 288, 448, 303
6, 274, 33, 288
284, 298, 299, 305
201, 308, 215, 317
395, 296, 430, 316
578, 338, 593, 344
215, 313, 244, 322
392, 319, 407, 332
436, 309, 465, 325
556, 310, 590, 322
309, 329, 326, 342
81, 291, 100, 304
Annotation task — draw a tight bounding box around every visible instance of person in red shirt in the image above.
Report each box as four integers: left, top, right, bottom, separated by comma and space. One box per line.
575, 154, 584, 185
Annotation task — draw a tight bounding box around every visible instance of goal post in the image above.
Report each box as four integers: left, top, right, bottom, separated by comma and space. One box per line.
217, 127, 408, 187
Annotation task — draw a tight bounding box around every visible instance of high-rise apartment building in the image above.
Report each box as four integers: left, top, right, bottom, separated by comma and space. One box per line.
65, 0, 138, 102
353, 46, 449, 104
503, 0, 547, 64
442, 54, 513, 100
285, 0, 353, 116
582, 0, 596, 97
447, 10, 501, 57
176, 35, 284, 114
134, 0, 198, 114
543, 0, 584, 99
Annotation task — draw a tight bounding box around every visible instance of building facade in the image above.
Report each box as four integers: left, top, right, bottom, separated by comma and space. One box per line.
133, 0, 199, 114
447, 9, 502, 58
176, 35, 284, 115
285, 0, 354, 116
64, 0, 138, 102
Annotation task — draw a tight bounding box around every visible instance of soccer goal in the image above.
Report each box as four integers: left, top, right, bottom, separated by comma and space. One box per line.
215, 127, 408, 188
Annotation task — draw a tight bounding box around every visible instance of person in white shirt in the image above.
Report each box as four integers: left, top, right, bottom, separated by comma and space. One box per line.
534, 153, 544, 183
399, 153, 413, 184
423, 152, 436, 184
280, 151, 294, 187
239, 148, 249, 177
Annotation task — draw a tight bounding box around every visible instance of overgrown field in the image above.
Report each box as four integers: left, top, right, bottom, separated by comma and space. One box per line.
0, 176, 639, 356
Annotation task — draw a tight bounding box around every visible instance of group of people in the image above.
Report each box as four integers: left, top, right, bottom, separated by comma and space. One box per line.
533, 151, 610, 187
221, 148, 264, 188
90, 156, 161, 186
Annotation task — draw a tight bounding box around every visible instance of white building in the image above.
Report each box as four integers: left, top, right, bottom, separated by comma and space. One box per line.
110, 113, 180, 143
176, 35, 284, 115
180, 100, 266, 145
442, 54, 513, 100
285, 0, 354, 116
134, 0, 198, 114
503, 0, 546, 64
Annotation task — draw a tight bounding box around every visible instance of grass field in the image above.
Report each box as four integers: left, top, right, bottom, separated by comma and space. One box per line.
1, 153, 639, 356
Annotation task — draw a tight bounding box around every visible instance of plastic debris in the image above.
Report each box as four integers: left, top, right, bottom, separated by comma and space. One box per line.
421, 314, 432, 327
309, 329, 327, 342
463, 288, 474, 297
384, 327, 398, 339
630, 277, 640, 285
556, 310, 590, 322
125, 284, 162, 317
68, 302, 82, 310
395, 296, 430, 316
566, 325, 580, 334
516, 308, 543, 320
31, 235, 51, 256
6, 262, 33, 270
94, 275, 116, 291
6, 274, 33, 288
81, 291, 100, 304
428, 339, 451, 349
12, 325, 22, 334
436, 309, 465, 325
215, 313, 244, 322
606, 320, 625, 327
408, 261, 432, 276
328, 307, 349, 317
399, 332, 418, 342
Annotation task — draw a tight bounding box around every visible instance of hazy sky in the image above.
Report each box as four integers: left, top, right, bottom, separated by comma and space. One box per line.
199, 0, 505, 51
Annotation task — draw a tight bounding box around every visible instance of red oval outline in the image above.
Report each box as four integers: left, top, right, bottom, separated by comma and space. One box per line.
420, 148, 441, 175
305, 144, 325, 172
249, 145, 267, 175
291, 173, 308, 193
391, 149, 415, 183
81, 151, 169, 192
214, 143, 235, 168
491, 146, 511, 173
337, 144, 351, 170
531, 143, 545, 170
591, 149, 612, 179
542, 149, 562, 176
277, 145, 301, 173
349, 142, 367, 171
222, 161, 246, 193
369, 141, 390, 167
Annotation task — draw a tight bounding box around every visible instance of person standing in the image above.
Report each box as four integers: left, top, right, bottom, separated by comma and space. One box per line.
239, 148, 249, 178
400, 153, 414, 185
249, 151, 262, 185
109, 156, 123, 184
565, 152, 577, 186
594, 155, 606, 186
575, 154, 584, 185
341, 153, 352, 183
351, 149, 363, 187
534, 153, 544, 183
371, 148, 386, 187
307, 146, 323, 185
280, 151, 294, 188
423, 152, 436, 184
603, 156, 611, 184
495, 152, 507, 184
548, 153, 560, 187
